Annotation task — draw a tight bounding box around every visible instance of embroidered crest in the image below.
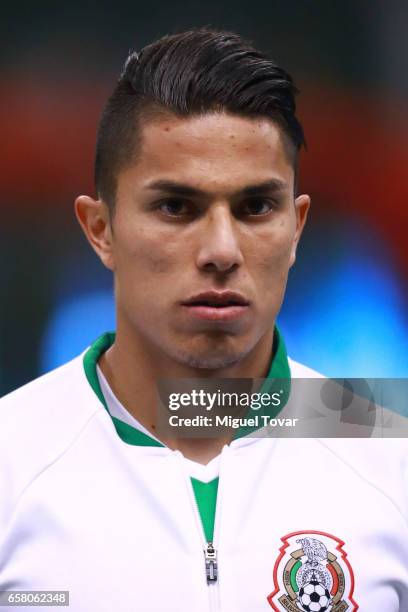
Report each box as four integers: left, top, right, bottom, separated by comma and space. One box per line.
267, 530, 358, 611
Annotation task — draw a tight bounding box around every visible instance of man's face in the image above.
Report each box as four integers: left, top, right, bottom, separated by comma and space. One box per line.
106, 112, 309, 369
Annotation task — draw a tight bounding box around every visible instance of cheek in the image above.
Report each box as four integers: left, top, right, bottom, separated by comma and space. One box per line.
248, 221, 295, 278
114, 222, 183, 277
113, 224, 182, 321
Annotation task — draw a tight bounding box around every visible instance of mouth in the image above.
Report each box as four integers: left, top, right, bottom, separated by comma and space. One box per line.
181, 291, 250, 322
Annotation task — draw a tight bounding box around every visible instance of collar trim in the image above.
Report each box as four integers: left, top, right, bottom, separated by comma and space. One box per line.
83, 327, 291, 446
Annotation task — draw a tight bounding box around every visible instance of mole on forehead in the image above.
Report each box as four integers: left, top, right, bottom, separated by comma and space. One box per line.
144, 122, 283, 154
128, 113, 293, 181
145, 112, 279, 133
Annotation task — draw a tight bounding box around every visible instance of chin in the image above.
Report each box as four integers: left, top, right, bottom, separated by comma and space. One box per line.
178, 352, 242, 370
168, 337, 249, 371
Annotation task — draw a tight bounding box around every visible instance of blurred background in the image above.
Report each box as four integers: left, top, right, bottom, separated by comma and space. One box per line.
1, 0, 408, 396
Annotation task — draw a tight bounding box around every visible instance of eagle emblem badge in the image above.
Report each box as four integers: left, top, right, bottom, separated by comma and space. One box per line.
267, 530, 358, 611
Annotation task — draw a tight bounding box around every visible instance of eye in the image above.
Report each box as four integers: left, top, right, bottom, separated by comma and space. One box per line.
242, 198, 276, 216
158, 198, 189, 216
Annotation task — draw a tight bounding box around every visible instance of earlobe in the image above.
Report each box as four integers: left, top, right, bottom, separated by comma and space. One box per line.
74, 195, 115, 271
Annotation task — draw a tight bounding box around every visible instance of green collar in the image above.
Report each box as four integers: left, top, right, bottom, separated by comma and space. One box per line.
83, 328, 291, 446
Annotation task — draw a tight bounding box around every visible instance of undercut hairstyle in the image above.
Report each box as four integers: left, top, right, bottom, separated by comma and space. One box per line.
95, 28, 306, 210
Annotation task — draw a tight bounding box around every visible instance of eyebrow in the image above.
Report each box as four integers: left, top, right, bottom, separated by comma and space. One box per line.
144, 178, 288, 198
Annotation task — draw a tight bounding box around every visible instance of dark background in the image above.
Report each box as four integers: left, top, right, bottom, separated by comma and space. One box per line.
1, 0, 408, 395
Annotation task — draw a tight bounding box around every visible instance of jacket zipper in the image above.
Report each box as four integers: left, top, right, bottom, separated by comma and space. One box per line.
176, 452, 222, 611
204, 542, 218, 582
190, 486, 220, 612
189, 480, 219, 578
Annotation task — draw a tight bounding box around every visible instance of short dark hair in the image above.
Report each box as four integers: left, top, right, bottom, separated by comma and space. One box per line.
95, 28, 306, 209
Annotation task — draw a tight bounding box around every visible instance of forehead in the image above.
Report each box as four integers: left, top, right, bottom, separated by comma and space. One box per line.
120, 112, 294, 193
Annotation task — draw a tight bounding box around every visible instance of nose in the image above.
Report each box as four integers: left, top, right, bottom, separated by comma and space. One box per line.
196, 204, 244, 274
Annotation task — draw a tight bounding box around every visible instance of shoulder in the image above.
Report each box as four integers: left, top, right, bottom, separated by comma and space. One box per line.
287, 358, 408, 519
316, 437, 408, 521
0, 353, 99, 429
0, 354, 103, 527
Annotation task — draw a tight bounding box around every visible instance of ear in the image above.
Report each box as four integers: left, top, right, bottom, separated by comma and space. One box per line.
289, 194, 311, 267
74, 195, 115, 271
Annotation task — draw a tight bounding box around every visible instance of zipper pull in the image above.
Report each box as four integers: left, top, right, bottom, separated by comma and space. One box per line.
204, 542, 218, 582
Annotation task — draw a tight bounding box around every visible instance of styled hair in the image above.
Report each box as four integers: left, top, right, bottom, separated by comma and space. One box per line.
95, 28, 306, 208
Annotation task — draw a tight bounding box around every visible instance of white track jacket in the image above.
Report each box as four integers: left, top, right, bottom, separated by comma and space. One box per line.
0, 331, 407, 611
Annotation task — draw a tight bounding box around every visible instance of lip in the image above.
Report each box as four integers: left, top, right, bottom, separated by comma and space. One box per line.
183, 290, 249, 307
181, 290, 250, 322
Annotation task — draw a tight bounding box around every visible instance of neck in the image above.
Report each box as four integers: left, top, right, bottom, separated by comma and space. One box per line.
98, 319, 275, 464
